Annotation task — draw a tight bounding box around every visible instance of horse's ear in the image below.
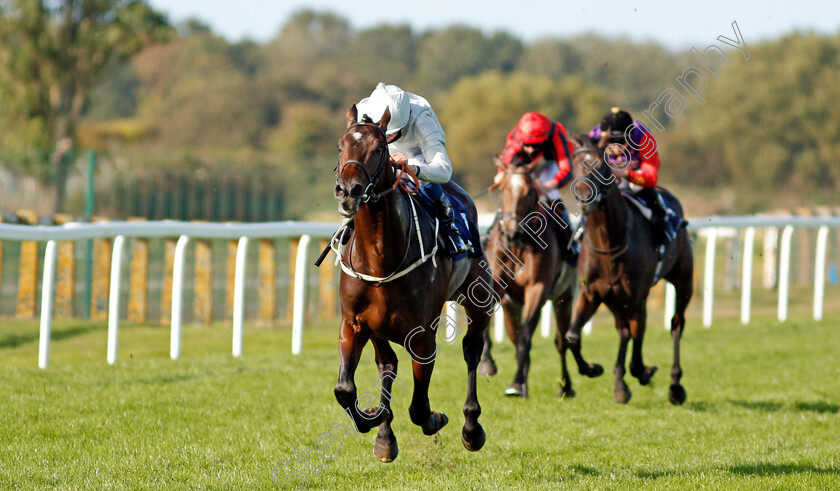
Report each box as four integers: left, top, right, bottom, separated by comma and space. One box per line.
493, 156, 506, 170
569, 133, 589, 149
597, 127, 611, 149
346, 105, 358, 128
378, 107, 391, 133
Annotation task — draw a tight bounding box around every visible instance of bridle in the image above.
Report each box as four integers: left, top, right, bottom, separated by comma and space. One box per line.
573, 146, 609, 209
496, 166, 541, 243
336, 122, 416, 204
572, 146, 628, 259
330, 121, 433, 285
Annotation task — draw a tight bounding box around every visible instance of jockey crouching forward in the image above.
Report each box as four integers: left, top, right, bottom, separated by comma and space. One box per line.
494, 112, 579, 265
589, 107, 681, 248
357, 83, 471, 254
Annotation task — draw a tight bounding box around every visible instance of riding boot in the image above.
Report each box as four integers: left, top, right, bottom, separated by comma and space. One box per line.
652, 193, 678, 243
435, 192, 471, 255
555, 209, 578, 267
565, 239, 580, 267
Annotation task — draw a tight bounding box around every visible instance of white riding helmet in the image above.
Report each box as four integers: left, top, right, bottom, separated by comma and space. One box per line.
356, 83, 410, 135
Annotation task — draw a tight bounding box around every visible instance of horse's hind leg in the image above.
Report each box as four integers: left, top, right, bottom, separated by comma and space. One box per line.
565, 292, 605, 378
407, 346, 449, 437
612, 314, 633, 404
370, 337, 402, 462
506, 285, 547, 398
334, 319, 376, 433
666, 244, 694, 405
628, 307, 658, 386
461, 298, 490, 451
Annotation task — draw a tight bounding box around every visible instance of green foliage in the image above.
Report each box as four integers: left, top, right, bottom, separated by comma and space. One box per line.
439, 72, 608, 190
673, 32, 840, 207
0, 0, 170, 149
2, 6, 838, 216
416, 26, 523, 96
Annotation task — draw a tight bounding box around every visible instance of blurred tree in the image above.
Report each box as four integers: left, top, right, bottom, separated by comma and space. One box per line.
132, 32, 270, 149
346, 24, 417, 97
0, 0, 170, 211
416, 26, 523, 95
520, 34, 681, 112
438, 71, 609, 190
682, 32, 840, 207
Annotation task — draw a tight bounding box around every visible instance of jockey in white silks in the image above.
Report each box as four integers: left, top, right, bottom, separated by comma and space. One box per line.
356, 83, 470, 254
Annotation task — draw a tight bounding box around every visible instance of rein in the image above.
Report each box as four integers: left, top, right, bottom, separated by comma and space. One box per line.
329, 196, 439, 285
329, 122, 436, 284
573, 146, 629, 260
337, 122, 419, 204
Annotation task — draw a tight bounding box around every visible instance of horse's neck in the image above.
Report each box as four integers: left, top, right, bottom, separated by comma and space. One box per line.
350, 192, 410, 275
588, 187, 627, 248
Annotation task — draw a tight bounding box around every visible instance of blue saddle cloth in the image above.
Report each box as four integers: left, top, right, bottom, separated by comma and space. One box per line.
413, 188, 482, 261
620, 188, 684, 231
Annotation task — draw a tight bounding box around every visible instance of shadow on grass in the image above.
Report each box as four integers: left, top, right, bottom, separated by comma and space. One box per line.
684, 401, 719, 412
0, 323, 101, 349
729, 399, 839, 414
569, 465, 600, 476
636, 469, 682, 479
727, 462, 840, 476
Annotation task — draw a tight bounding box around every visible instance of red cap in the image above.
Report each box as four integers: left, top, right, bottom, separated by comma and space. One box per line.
515, 112, 552, 145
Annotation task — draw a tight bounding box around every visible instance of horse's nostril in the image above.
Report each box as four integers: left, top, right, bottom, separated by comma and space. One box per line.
334, 184, 345, 198
350, 184, 364, 198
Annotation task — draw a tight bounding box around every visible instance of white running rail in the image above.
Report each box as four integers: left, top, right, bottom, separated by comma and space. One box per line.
0, 215, 837, 367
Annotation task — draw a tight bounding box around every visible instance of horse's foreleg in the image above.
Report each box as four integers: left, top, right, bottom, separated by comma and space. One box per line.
628, 307, 657, 386
565, 292, 605, 378
461, 301, 490, 451
334, 319, 374, 433
613, 315, 632, 404
553, 289, 575, 398
478, 327, 497, 377
506, 285, 547, 398
371, 337, 401, 462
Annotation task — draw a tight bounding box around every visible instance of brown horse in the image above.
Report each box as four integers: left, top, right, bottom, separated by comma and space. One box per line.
478, 158, 604, 398
332, 105, 493, 462
563, 134, 694, 405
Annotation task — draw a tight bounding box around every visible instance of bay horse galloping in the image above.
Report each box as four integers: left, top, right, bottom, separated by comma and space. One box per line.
564, 134, 693, 405
479, 158, 603, 398
331, 106, 492, 462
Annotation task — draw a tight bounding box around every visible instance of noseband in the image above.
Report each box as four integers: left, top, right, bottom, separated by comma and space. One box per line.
573, 146, 628, 258
337, 122, 397, 203
572, 146, 611, 210
497, 167, 540, 241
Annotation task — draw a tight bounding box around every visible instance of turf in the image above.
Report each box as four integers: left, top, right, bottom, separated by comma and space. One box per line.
1, 309, 839, 489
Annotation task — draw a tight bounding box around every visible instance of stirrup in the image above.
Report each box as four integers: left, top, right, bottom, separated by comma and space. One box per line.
436, 193, 470, 255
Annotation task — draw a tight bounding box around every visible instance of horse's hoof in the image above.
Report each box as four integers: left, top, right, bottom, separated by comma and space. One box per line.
636, 365, 658, 386
584, 363, 604, 378
504, 383, 527, 398
373, 437, 399, 463
558, 386, 575, 399
479, 359, 498, 377
461, 424, 486, 452
668, 384, 687, 405
614, 386, 632, 404
422, 412, 449, 435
